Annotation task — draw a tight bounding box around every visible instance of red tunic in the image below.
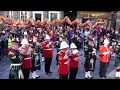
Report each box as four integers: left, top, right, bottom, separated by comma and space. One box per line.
99, 45, 112, 63
20, 47, 32, 69
42, 41, 54, 58
69, 50, 80, 68
22, 54, 32, 69
57, 51, 69, 75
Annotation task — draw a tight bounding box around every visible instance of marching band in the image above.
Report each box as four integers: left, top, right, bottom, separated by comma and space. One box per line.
0, 16, 119, 79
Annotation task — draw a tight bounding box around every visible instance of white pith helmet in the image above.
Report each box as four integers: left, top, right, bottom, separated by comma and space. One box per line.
60, 41, 69, 49
103, 39, 109, 45
70, 43, 77, 49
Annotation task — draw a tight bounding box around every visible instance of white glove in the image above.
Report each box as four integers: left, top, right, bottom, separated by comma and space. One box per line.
73, 49, 79, 54
64, 61, 69, 64
74, 57, 80, 61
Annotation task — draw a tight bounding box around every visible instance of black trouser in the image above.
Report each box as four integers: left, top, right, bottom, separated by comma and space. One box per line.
56, 48, 59, 65
99, 61, 109, 78
59, 74, 68, 79
0, 51, 1, 60
22, 68, 31, 79
69, 68, 78, 79
97, 41, 99, 50
45, 57, 52, 73
0, 50, 3, 60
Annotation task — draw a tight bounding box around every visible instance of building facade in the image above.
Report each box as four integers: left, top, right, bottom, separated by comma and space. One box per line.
0, 11, 64, 22
0, 11, 120, 30
76, 11, 112, 26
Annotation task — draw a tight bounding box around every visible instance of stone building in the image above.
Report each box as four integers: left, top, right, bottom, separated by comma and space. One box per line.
0, 11, 64, 22
0, 11, 119, 30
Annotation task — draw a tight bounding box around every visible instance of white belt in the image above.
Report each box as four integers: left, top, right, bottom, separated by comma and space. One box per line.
11, 63, 21, 66
64, 61, 69, 64
24, 57, 31, 60
44, 49, 52, 50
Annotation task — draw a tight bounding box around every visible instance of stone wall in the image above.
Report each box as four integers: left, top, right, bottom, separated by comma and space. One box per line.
0, 11, 64, 21
0, 11, 5, 16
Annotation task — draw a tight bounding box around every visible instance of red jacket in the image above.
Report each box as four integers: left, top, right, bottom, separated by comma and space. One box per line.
57, 51, 69, 74
20, 47, 32, 69
69, 50, 80, 68
42, 41, 54, 58
22, 54, 32, 69
99, 45, 112, 62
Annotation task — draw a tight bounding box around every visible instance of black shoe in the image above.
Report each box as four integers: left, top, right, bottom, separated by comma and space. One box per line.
48, 71, 52, 73
100, 77, 106, 79
36, 76, 40, 79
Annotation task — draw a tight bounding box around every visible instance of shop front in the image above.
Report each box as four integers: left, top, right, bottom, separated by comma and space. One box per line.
78, 11, 112, 26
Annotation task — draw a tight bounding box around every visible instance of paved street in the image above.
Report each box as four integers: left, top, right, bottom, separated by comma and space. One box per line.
0, 48, 116, 79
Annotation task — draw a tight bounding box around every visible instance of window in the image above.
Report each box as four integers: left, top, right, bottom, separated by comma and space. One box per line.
5, 11, 13, 19
49, 11, 60, 21
20, 11, 29, 21
32, 11, 44, 22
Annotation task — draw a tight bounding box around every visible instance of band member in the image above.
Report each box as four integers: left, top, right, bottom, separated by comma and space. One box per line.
99, 39, 112, 79
8, 41, 24, 79
57, 41, 69, 79
31, 38, 41, 79
69, 43, 80, 79
84, 37, 96, 79
42, 34, 54, 75
56, 36, 67, 65
19, 38, 32, 79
